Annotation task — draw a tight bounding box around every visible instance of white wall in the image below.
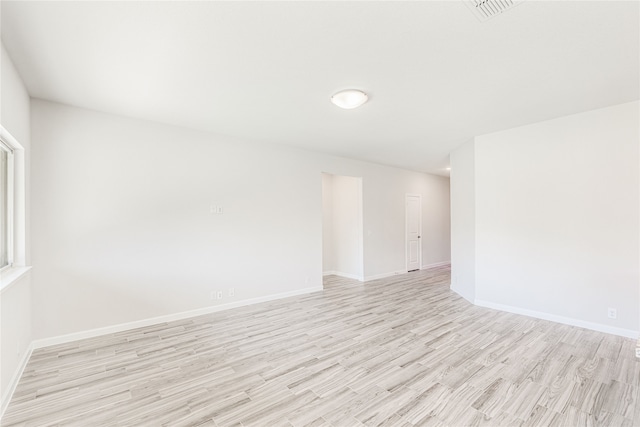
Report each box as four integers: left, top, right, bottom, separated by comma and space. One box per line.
450, 139, 476, 303
0, 42, 32, 407
422, 177, 451, 270
322, 174, 364, 280
331, 175, 363, 279
321, 173, 333, 273
31, 100, 451, 340
31, 100, 323, 339
357, 166, 451, 278
451, 101, 639, 337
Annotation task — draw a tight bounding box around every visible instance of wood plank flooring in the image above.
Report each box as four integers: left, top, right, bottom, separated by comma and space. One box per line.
2, 266, 639, 426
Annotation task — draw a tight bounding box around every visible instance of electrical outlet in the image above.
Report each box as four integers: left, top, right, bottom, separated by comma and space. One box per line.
228, 288, 235, 297
216, 291, 223, 300
607, 308, 617, 319
636, 348, 640, 358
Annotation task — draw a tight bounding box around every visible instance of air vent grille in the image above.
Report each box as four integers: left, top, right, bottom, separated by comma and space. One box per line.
464, 0, 524, 22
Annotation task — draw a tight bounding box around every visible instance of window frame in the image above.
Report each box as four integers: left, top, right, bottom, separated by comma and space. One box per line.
0, 124, 25, 283
0, 136, 14, 272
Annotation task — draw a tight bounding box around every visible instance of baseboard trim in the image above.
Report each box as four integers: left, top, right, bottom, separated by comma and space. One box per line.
421, 261, 451, 270
32, 286, 324, 350
1, 343, 34, 419
474, 299, 639, 339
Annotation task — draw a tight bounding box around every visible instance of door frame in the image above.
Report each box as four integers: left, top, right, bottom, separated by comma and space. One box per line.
405, 193, 422, 272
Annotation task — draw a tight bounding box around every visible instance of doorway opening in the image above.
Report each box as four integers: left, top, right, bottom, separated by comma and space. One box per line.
321, 173, 364, 285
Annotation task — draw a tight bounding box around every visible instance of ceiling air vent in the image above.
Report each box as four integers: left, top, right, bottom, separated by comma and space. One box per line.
464, 0, 525, 22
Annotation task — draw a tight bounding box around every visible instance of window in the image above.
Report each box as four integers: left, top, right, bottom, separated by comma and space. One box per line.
1, 137, 14, 270
0, 125, 22, 275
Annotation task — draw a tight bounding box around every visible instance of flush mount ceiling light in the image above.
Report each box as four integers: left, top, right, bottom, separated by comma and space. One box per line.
330, 89, 368, 109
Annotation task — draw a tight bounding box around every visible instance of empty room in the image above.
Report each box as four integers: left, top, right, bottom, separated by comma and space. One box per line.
1, 1, 639, 426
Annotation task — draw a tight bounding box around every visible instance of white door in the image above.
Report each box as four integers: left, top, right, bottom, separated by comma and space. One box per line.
406, 194, 422, 272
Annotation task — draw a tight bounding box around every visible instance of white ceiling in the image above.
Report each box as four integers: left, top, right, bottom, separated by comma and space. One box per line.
1, 1, 638, 175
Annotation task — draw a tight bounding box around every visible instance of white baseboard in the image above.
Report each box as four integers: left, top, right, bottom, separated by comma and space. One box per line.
32, 286, 323, 350
475, 299, 639, 340
1, 343, 34, 419
322, 270, 336, 277
421, 261, 451, 270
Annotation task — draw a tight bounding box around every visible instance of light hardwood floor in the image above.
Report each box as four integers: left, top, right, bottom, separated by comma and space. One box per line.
2, 266, 639, 426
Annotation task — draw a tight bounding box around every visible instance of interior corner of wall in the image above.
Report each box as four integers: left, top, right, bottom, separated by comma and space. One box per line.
451, 283, 475, 305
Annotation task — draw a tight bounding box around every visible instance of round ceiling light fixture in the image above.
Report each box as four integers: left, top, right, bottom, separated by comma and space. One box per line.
330, 89, 368, 109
